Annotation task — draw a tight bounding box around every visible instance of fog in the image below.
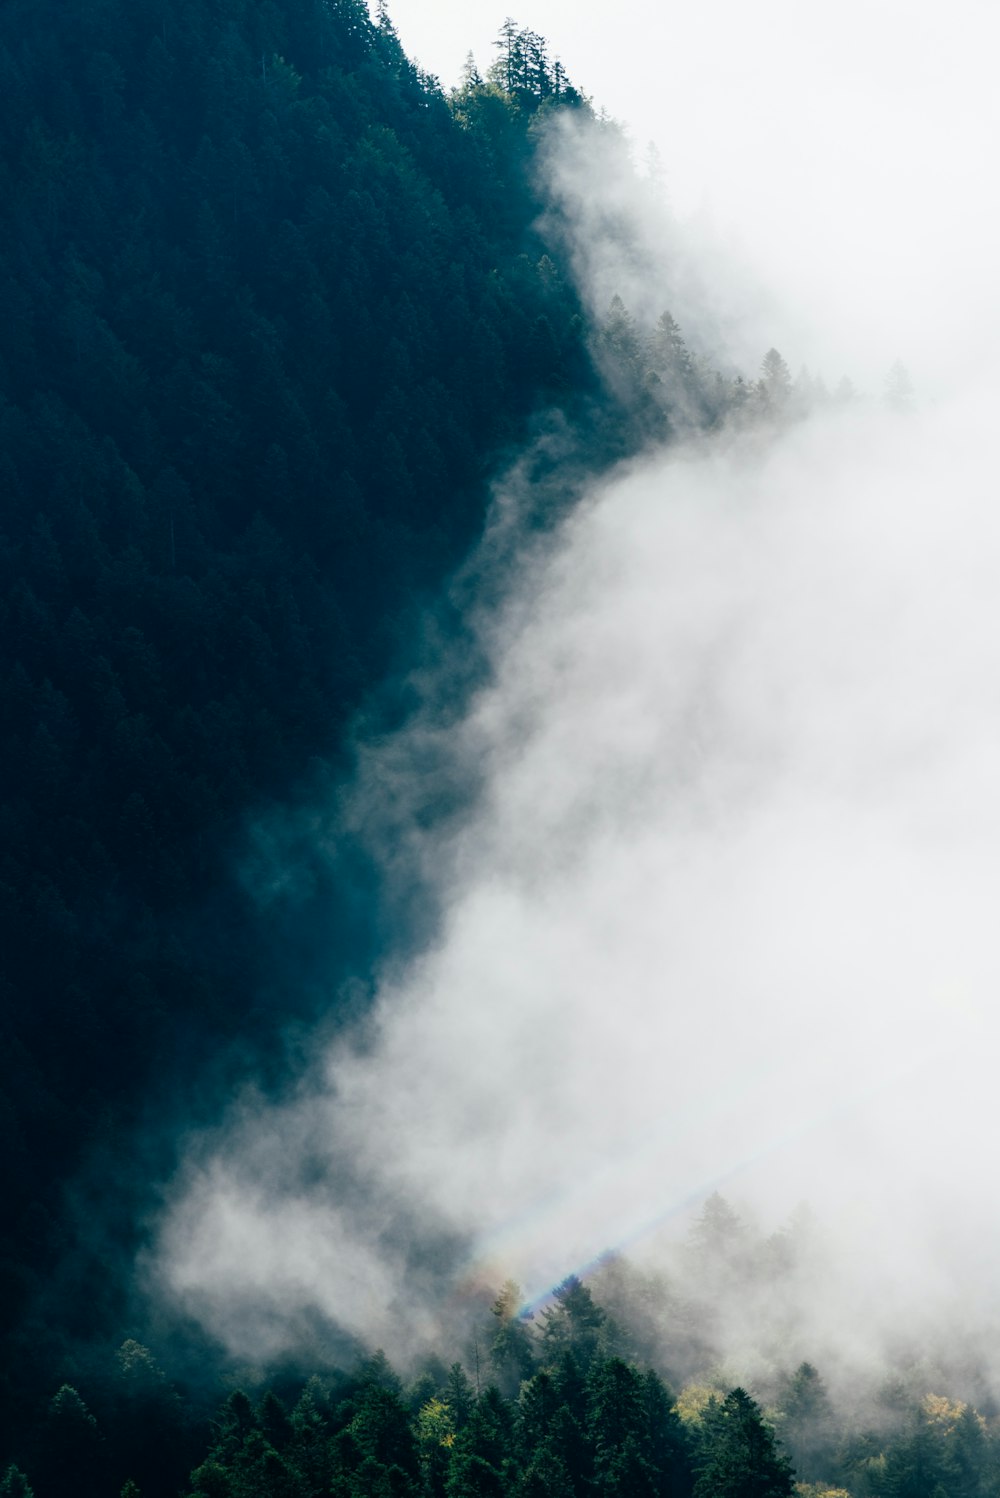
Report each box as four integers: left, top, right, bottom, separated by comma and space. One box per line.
155, 80, 1000, 1387
382, 0, 1000, 398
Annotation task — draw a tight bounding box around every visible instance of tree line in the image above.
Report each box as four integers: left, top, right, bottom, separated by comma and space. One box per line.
4, 1242, 997, 1498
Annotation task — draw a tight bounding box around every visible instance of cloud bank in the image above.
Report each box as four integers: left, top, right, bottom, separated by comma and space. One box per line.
155, 368, 1000, 1377
153, 104, 1000, 1386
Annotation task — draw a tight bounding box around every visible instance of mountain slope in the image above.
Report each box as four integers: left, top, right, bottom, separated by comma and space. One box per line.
0, 0, 611, 1439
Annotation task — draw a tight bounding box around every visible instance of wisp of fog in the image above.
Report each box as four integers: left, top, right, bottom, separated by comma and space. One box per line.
154, 113, 1000, 1386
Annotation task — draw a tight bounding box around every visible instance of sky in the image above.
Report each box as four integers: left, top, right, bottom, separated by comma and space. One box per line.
379, 0, 1000, 396
154, 0, 1000, 1384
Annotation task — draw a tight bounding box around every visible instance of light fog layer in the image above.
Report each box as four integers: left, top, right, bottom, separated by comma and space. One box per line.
157, 387, 1000, 1369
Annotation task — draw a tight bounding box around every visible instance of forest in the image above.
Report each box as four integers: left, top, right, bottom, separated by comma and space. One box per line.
6, 1195, 1000, 1498
0, 0, 952, 1492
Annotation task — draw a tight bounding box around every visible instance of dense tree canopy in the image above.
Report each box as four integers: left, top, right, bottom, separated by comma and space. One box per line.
0, 0, 611, 1439
4, 1251, 998, 1498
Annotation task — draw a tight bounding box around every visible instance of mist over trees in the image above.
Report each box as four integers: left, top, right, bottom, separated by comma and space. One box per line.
6, 1199, 1000, 1498
0, 0, 943, 1489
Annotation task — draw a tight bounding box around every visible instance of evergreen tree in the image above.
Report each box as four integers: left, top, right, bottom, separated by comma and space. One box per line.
642, 1371, 693, 1498
777, 1363, 834, 1484
289, 1382, 331, 1493
349, 1386, 418, 1479
447, 1389, 514, 1498
414, 1398, 456, 1498
259, 1392, 294, 1454
694, 1390, 794, 1498
588, 1359, 648, 1473
490, 1281, 536, 1395
540, 1279, 606, 1371
518, 1446, 575, 1498
948, 1405, 990, 1498
445, 1367, 476, 1433
881, 1415, 951, 1498
519, 1373, 561, 1456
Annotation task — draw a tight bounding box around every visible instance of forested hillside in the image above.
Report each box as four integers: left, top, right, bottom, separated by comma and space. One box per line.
0, 0, 627, 1445
0, 0, 936, 1491
6, 1214, 1000, 1498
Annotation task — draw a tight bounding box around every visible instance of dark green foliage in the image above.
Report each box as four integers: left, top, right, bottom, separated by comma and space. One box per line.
588, 1360, 692, 1498
443, 1387, 514, 1498
491, 1283, 536, 1397
349, 1385, 419, 1479
551, 1355, 589, 1427
0, 1468, 34, 1498
114, 1335, 685, 1498
358, 1353, 404, 1399
0, 0, 614, 1454
642, 1371, 693, 1498
447, 1452, 507, 1498
588, 1358, 648, 1472
949, 1406, 991, 1498
11, 1265, 1000, 1498
517, 1446, 574, 1498
540, 1278, 605, 1371
695, 1390, 794, 1498
879, 1417, 951, 1498
490, 20, 560, 107
544, 1405, 591, 1498
288, 1388, 331, 1497
445, 1366, 476, 1432
259, 1393, 294, 1454
460, 1388, 516, 1474
518, 1373, 561, 1456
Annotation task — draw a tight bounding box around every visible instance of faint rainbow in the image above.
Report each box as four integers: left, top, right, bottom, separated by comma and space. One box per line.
451, 990, 981, 1316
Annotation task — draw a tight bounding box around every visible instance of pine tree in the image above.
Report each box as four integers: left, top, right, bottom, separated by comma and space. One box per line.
540, 1279, 606, 1371
518, 1446, 574, 1498
490, 1281, 536, 1394
446, 1390, 514, 1498
881, 1416, 950, 1498
777, 1363, 834, 1483
519, 1373, 561, 1455
643, 1371, 693, 1498
588, 1359, 648, 1474
445, 1367, 476, 1432
948, 1405, 989, 1498
694, 1390, 794, 1498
